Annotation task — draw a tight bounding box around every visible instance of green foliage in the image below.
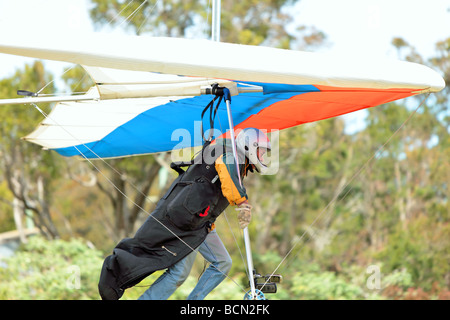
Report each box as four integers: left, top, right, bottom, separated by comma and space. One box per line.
89, 0, 301, 47
383, 268, 413, 289
90, 0, 205, 37
0, 62, 66, 238
290, 271, 365, 300
0, 236, 103, 299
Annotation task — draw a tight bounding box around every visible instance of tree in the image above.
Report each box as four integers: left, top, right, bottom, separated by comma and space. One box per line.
74, 0, 317, 242
89, 0, 310, 48
87, 155, 168, 240
0, 62, 62, 239
245, 36, 449, 293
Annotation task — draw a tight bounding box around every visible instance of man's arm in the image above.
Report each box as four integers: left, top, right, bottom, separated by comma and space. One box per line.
215, 153, 252, 228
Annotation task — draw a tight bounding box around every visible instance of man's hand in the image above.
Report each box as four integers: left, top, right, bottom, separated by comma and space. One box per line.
236, 201, 252, 229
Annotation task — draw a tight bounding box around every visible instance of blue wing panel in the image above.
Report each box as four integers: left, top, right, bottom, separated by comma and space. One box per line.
55, 84, 319, 158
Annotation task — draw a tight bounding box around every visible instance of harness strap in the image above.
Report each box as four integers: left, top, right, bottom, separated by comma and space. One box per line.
200, 83, 224, 142
170, 161, 192, 175
171, 84, 226, 175
170, 139, 214, 175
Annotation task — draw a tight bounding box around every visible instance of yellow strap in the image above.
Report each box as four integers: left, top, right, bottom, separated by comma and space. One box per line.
215, 155, 247, 205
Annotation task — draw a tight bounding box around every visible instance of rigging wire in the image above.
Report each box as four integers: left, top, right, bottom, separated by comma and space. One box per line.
24, 0, 436, 298
103, 0, 136, 29
136, 0, 161, 34
35, 0, 149, 96
117, 0, 149, 29
222, 211, 251, 282
20, 0, 160, 224
205, 0, 212, 39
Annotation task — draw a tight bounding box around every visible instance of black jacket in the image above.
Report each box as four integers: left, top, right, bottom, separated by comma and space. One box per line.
98, 141, 248, 300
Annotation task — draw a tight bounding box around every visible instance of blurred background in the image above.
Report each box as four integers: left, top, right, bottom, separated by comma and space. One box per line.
0, 0, 448, 300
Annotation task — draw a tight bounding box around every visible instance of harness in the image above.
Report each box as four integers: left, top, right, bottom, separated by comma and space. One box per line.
165, 141, 229, 231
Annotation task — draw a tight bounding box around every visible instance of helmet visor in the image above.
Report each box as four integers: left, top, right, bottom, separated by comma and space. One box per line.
257, 147, 271, 167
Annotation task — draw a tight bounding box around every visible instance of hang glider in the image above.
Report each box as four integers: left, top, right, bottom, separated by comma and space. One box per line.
0, 32, 445, 159
0, 28, 446, 301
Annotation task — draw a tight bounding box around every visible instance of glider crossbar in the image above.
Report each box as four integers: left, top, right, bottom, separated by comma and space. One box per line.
0, 93, 98, 106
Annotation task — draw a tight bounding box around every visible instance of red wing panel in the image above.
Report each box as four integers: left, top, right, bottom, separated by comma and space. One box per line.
236, 86, 417, 131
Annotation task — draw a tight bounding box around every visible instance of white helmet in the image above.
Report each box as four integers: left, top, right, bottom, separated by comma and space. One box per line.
235, 128, 271, 174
